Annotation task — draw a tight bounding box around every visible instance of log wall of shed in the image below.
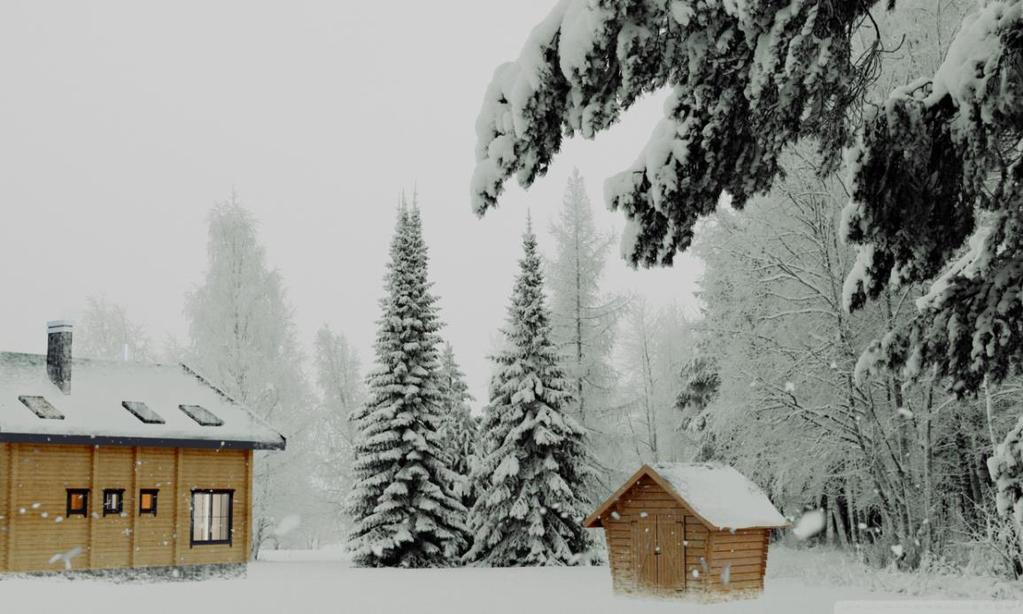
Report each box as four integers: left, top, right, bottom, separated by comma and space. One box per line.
0, 443, 251, 572
705, 528, 769, 592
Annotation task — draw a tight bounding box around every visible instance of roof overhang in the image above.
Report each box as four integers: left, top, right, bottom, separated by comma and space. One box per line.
0, 431, 286, 451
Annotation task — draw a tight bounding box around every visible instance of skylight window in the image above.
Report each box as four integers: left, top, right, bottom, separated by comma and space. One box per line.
179, 404, 223, 427
122, 401, 164, 424
18, 395, 64, 420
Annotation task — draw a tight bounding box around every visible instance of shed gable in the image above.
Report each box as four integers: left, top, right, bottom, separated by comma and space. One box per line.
584, 466, 715, 530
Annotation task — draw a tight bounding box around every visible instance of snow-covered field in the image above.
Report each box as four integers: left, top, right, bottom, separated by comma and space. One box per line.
1, 547, 1020, 614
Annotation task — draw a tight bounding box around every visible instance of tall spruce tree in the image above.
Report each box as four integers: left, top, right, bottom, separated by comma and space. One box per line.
437, 343, 479, 511
466, 218, 594, 566
347, 203, 468, 567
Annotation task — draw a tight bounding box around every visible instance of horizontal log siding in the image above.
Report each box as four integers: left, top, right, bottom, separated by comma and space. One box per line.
92, 446, 133, 568
1, 443, 249, 572
600, 475, 711, 594
135, 447, 177, 567
7, 444, 92, 571
705, 528, 768, 592
0, 443, 7, 571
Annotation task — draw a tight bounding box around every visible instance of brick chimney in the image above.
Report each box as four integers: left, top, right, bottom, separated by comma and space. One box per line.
46, 320, 73, 394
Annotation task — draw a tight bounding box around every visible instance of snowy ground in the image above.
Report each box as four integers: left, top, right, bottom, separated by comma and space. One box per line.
1, 547, 1020, 614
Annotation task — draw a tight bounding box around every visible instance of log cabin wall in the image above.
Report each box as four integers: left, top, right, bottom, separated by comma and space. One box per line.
0, 443, 8, 570
600, 474, 711, 594
705, 528, 769, 593
0, 443, 252, 572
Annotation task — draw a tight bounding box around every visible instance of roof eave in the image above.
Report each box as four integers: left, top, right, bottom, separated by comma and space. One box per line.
0, 431, 286, 451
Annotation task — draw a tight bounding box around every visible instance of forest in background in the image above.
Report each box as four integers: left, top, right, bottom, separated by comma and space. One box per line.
65, 0, 1023, 581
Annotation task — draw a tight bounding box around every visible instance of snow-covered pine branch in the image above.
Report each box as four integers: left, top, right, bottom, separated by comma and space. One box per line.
472, 0, 874, 266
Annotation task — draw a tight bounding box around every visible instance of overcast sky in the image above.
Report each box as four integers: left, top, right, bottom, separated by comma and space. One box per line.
0, 1, 703, 404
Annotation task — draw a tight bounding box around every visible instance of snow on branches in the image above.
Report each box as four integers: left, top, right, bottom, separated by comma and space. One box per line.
465, 220, 596, 566
846, 1, 1023, 394
346, 205, 469, 567
989, 413, 1023, 533
471, 0, 870, 266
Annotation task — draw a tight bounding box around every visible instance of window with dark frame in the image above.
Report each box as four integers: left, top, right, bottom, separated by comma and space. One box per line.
102, 489, 125, 516
139, 489, 158, 516
190, 489, 233, 546
66, 489, 89, 517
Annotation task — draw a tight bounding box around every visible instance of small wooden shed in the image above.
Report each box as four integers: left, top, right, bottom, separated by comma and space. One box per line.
583, 462, 788, 597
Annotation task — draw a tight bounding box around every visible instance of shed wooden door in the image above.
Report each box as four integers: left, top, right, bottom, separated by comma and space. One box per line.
657, 516, 686, 593
633, 517, 658, 592
632, 514, 687, 594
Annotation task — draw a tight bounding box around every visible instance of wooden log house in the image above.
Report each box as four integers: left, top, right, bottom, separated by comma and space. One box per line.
583, 463, 788, 598
0, 321, 286, 573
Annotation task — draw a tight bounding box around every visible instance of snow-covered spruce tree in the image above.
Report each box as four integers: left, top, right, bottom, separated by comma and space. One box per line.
437, 343, 479, 511
674, 355, 720, 461
347, 204, 468, 567
466, 219, 595, 566
546, 169, 621, 429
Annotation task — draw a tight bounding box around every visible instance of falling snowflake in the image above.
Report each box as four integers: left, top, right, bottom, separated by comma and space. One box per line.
48, 546, 82, 571
792, 509, 826, 540
784, 381, 796, 393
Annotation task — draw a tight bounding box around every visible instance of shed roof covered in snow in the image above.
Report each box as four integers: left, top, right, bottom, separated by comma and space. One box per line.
583, 462, 788, 531
0, 352, 285, 450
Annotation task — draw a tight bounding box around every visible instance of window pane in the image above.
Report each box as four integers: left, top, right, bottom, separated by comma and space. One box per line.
213, 493, 229, 541
192, 493, 210, 542
103, 490, 123, 514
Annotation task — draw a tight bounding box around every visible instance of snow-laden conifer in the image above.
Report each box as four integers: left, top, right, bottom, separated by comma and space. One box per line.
347, 203, 468, 567
437, 343, 480, 512
466, 218, 594, 566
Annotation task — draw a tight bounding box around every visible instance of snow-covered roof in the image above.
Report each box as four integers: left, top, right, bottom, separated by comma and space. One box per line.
584, 462, 788, 530
649, 462, 788, 530
0, 353, 285, 450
